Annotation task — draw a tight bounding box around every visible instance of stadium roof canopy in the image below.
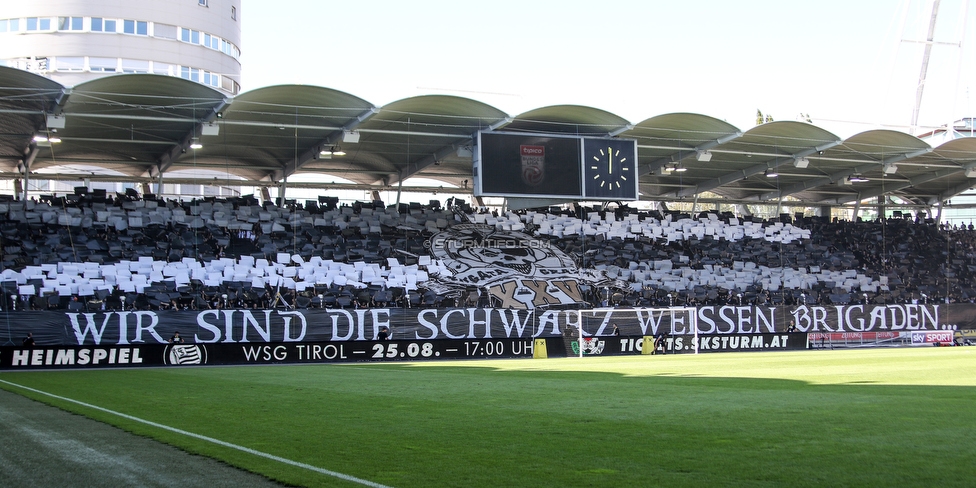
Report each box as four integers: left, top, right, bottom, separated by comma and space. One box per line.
3, 65, 976, 208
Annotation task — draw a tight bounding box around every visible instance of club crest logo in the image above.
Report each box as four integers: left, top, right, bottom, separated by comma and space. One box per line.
425, 224, 620, 309
164, 344, 207, 365
571, 338, 606, 355
427, 224, 576, 285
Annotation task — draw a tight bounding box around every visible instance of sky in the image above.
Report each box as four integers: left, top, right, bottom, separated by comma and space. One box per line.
239, 0, 976, 139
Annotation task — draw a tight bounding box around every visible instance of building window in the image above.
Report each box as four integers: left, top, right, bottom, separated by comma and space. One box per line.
200, 71, 220, 87
0, 20, 7, 33
26, 18, 51, 31
56, 56, 85, 71
199, 0, 208, 6
89, 57, 118, 72
122, 19, 148, 35
154, 23, 177, 39
121, 59, 150, 73
58, 17, 83, 31
220, 77, 240, 95
153, 62, 175, 76
91, 18, 118, 32
231, 6, 237, 20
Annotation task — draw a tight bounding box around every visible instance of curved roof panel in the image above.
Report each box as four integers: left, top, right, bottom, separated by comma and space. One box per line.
506, 105, 631, 136
642, 121, 842, 202
2, 66, 976, 207
27, 73, 226, 175
0, 67, 63, 170
354, 95, 509, 185
188, 85, 377, 181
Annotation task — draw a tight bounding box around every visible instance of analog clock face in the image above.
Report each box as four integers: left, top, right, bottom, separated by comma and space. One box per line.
583, 138, 637, 200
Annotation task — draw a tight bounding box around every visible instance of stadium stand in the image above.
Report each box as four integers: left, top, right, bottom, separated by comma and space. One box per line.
0, 191, 969, 311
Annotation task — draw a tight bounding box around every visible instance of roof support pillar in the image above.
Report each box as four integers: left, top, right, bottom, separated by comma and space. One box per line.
53, 87, 71, 111
607, 124, 634, 137
395, 177, 403, 207
279, 175, 288, 206
20, 144, 38, 202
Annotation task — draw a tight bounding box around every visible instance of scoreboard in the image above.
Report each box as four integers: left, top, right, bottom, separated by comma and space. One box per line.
475, 131, 638, 201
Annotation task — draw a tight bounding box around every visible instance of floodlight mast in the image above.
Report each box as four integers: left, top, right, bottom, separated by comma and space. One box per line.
910, 0, 942, 135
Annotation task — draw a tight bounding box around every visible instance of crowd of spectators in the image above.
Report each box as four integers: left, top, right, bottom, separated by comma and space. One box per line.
0, 189, 971, 312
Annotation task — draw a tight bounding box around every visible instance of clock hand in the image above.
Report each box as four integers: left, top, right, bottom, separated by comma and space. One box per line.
607, 146, 613, 174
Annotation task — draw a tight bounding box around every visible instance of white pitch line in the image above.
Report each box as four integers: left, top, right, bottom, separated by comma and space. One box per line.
0, 379, 393, 488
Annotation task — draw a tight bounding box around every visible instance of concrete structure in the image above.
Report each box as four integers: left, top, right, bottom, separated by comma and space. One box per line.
0, 0, 241, 94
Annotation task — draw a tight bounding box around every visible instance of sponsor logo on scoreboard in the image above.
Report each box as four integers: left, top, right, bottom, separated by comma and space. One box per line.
520, 144, 545, 186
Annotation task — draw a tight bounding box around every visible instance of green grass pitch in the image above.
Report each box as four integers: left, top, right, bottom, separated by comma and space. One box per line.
1, 347, 974, 487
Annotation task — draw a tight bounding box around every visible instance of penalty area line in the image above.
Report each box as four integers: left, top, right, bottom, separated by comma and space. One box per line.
0, 378, 393, 488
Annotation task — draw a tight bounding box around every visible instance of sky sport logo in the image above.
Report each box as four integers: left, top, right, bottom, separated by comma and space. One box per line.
165, 345, 207, 365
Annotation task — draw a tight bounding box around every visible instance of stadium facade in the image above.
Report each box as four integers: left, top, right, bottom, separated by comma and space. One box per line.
0, 0, 241, 95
